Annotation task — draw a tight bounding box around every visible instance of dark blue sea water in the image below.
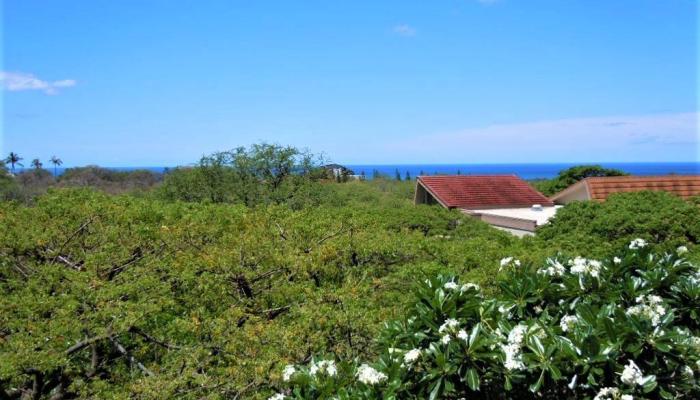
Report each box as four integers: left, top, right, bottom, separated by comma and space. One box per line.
344, 163, 699, 180
20, 162, 700, 180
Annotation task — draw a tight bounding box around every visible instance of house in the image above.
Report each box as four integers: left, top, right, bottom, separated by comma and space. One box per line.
550, 175, 700, 204
415, 175, 559, 236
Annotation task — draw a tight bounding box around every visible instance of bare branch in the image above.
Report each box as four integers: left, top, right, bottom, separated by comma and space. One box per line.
110, 338, 155, 377
66, 335, 110, 356
128, 327, 182, 350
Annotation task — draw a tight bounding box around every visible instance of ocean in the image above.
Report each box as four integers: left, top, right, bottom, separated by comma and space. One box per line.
344, 162, 699, 180
21, 162, 700, 180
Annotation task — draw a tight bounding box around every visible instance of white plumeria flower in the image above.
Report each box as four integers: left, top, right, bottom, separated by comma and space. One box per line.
282, 365, 296, 381
441, 334, 452, 345
569, 257, 602, 278
677, 245, 688, 255
443, 281, 459, 291
268, 394, 285, 400
626, 294, 666, 326
403, 349, 421, 364
457, 329, 468, 341
499, 257, 521, 271
620, 360, 645, 386
560, 315, 579, 332
309, 360, 337, 377
356, 364, 387, 385
613, 256, 622, 264
438, 318, 460, 333
460, 283, 480, 292
593, 387, 624, 400
629, 238, 647, 250
501, 324, 528, 371
538, 258, 567, 276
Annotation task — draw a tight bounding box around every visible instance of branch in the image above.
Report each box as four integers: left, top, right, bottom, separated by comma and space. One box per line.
249, 268, 285, 284
110, 338, 154, 377
50, 216, 95, 264
304, 223, 352, 253
55, 255, 82, 271
274, 222, 287, 241
128, 327, 182, 350
257, 305, 291, 320
66, 335, 110, 355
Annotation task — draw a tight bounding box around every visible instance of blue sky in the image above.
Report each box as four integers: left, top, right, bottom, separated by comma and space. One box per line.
1, 0, 697, 166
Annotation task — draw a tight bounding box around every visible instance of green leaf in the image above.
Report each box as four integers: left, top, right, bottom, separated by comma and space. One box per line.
465, 367, 480, 391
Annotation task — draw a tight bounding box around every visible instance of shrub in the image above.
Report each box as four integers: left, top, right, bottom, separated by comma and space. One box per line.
157, 143, 326, 207
536, 191, 700, 257
534, 165, 627, 196
270, 242, 699, 399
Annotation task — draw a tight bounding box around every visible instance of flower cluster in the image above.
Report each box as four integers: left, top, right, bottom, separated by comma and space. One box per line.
282, 365, 296, 382
559, 315, 579, 332
270, 247, 699, 399
628, 238, 647, 250
538, 258, 566, 277
499, 257, 521, 271
620, 360, 645, 386
501, 324, 527, 371
309, 359, 337, 377
356, 364, 387, 385
593, 387, 633, 400
626, 294, 666, 326
569, 256, 602, 278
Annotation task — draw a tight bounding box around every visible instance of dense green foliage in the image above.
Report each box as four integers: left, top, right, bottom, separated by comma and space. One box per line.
0, 185, 524, 399
158, 144, 326, 207
533, 165, 628, 196
0, 165, 162, 202
1, 151, 699, 399
273, 244, 699, 399
537, 191, 700, 259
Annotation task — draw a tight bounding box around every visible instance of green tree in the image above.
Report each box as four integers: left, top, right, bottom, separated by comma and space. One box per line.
49, 155, 63, 177
4, 152, 23, 173
405, 171, 411, 181
31, 158, 43, 170
536, 165, 628, 196
159, 143, 324, 206
395, 169, 402, 181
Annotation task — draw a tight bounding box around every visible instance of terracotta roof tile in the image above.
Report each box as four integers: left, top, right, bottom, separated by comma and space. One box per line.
417, 175, 553, 209
585, 175, 700, 201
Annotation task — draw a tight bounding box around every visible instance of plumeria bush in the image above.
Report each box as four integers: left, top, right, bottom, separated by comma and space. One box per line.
269, 241, 699, 399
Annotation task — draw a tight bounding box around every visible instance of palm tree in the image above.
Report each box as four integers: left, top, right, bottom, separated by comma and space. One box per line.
4, 152, 23, 174
50, 156, 63, 177
31, 158, 43, 170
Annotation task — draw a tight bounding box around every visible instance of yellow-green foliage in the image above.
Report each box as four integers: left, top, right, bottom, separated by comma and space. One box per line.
0, 187, 520, 399
2, 181, 698, 399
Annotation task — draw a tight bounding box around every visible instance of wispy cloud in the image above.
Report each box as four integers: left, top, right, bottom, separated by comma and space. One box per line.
392, 24, 416, 37
0, 71, 77, 95
391, 112, 698, 163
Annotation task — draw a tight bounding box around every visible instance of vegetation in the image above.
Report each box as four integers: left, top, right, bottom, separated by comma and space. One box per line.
1, 146, 698, 399
4, 152, 24, 174
533, 165, 628, 196
158, 144, 325, 207
536, 191, 700, 260
273, 244, 699, 399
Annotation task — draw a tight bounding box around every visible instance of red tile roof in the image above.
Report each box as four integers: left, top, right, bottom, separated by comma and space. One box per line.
417, 175, 553, 209
584, 175, 700, 201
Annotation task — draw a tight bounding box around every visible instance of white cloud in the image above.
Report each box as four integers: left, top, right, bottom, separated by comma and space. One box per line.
391, 112, 698, 163
0, 71, 77, 95
392, 24, 416, 37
